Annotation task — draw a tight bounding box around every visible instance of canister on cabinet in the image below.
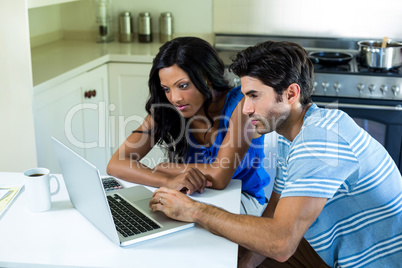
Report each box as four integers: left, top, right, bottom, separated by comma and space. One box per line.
95, 0, 113, 43
138, 12, 152, 43
159, 12, 173, 43
119, 11, 134, 43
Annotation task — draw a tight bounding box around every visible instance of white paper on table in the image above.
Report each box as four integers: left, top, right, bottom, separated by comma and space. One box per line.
0, 185, 24, 218
0, 189, 11, 200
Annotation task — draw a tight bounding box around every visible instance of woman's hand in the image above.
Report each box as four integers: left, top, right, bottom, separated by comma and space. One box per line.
166, 167, 212, 195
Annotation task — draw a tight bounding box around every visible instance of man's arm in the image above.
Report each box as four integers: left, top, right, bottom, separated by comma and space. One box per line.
238, 191, 280, 267
150, 187, 327, 262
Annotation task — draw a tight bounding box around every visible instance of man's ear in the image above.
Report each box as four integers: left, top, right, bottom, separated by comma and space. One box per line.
286, 83, 301, 105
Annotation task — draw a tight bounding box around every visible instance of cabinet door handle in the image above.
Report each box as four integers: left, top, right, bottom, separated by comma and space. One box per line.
84, 90, 97, 99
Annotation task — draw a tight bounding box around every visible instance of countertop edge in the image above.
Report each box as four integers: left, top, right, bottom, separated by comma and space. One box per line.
33, 55, 110, 92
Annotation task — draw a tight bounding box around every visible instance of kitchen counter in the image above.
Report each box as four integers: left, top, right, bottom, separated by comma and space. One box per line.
31, 34, 214, 89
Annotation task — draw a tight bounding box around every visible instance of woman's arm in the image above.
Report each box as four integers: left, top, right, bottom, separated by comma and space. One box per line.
107, 114, 169, 186
107, 115, 211, 193
155, 97, 256, 190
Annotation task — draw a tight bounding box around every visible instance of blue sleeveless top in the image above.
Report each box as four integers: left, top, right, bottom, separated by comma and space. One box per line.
185, 86, 270, 204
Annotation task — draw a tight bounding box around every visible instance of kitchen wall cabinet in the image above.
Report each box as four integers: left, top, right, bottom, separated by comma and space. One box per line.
108, 63, 164, 167
33, 64, 111, 174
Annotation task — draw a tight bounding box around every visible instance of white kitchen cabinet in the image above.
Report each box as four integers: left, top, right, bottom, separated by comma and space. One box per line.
108, 63, 165, 167
33, 64, 111, 174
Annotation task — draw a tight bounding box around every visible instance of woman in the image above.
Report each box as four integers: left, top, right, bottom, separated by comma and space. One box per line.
107, 37, 269, 215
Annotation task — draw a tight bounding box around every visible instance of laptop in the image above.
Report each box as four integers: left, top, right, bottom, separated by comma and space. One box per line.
51, 137, 194, 247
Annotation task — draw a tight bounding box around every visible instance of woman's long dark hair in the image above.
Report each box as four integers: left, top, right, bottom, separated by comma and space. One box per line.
145, 37, 231, 162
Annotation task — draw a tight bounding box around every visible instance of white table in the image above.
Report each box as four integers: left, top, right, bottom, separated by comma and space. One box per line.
0, 172, 241, 267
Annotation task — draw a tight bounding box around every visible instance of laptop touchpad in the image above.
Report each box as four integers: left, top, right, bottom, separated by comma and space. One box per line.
115, 185, 154, 202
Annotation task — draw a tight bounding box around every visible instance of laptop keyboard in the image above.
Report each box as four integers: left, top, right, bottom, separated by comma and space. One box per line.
107, 194, 161, 237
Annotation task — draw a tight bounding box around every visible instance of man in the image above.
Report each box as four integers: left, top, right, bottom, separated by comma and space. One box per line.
149, 41, 402, 267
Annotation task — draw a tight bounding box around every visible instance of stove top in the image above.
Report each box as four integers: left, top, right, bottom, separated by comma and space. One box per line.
312, 55, 402, 77
215, 34, 402, 100
314, 64, 352, 72
357, 64, 402, 76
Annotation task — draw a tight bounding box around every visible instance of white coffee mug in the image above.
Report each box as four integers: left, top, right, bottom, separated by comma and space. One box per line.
24, 168, 60, 212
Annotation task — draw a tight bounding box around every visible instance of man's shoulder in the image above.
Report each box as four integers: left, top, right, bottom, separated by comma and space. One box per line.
303, 105, 359, 139
305, 105, 348, 126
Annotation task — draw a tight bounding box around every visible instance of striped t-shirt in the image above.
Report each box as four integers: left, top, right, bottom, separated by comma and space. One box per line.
274, 103, 402, 267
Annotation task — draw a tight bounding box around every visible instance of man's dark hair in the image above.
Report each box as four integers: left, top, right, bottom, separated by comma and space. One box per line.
229, 40, 314, 106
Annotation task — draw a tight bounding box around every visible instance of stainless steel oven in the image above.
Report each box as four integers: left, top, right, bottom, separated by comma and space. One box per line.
215, 33, 402, 173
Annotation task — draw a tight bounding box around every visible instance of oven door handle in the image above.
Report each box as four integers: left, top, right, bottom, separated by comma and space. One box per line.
315, 102, 402, 111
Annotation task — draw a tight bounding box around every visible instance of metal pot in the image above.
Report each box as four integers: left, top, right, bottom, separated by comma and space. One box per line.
358, 40, 402, 69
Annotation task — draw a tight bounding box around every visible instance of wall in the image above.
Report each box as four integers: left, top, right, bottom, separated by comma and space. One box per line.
29, 0, 213, 45
63, 0, 213, 34
0, 0, 37, 171
29, 0, 402, 45
213, 0, 402, 39
29, 5, 64, 47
